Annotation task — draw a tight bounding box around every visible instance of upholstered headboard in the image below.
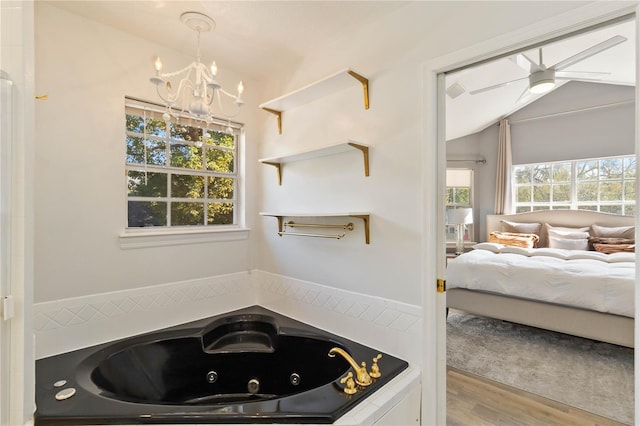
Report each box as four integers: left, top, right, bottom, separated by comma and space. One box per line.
486, 210, 635, 247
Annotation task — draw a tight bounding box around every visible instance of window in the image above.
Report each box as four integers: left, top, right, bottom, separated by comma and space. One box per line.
514, 155, 636, 215
125, 99, 241, 228
446, 169, 474, 243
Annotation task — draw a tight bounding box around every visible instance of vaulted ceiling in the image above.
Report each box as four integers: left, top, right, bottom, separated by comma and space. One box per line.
445, 18, 636, 140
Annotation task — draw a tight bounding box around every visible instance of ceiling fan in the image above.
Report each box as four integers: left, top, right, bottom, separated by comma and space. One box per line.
469, 35, 627, 100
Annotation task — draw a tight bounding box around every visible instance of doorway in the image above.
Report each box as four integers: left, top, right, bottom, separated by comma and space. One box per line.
422, 4, 640, 425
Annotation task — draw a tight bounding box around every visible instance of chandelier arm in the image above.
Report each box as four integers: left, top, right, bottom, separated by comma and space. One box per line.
161, 61, 200, 79
215, 94, 241, 118
218, 88, 240, 100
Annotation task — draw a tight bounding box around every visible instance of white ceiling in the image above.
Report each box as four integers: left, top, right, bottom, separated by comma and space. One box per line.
43, 0, 410, 81
42, 1, 635, 141
445, 19, 636, 140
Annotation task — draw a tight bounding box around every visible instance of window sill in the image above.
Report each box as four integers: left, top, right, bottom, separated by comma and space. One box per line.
119, 227, 250, 249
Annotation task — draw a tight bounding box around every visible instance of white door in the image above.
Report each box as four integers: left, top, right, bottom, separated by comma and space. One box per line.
0, 73, 13, 426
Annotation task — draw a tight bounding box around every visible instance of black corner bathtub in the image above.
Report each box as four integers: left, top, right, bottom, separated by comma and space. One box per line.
35, 305, 408, 425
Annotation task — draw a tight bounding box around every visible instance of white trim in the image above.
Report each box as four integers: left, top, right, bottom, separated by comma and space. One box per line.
118, 226, 250, 249
423, 2, 639, 426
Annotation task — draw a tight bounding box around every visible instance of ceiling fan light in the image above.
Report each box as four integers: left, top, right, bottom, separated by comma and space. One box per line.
529, 69, 556, 94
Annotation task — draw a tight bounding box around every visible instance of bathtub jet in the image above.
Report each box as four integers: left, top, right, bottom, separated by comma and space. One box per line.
35, 305, 409, 425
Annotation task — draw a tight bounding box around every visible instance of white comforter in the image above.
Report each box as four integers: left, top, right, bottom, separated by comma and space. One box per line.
446, 244, 635, 317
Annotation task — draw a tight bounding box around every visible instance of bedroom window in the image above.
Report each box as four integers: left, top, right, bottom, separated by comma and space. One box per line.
446, 169, 474, 243
513, 155, 636, 215
125, 99, 241, 228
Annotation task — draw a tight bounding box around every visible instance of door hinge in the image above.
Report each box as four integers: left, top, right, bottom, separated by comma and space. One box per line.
2, 295, 14, 321
437, 279, 446, 293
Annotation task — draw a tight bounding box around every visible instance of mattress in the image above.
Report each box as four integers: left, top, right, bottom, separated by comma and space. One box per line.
446, 245, 635, 317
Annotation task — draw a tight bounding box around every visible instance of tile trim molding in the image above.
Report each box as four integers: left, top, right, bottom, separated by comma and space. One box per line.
34, 270, 422, 363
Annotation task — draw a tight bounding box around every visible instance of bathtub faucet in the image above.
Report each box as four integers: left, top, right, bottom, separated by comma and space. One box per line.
328, 347, 372, 386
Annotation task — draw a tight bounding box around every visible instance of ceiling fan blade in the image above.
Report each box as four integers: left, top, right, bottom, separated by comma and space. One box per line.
469, 76, 528, 95
555, 76, 612, 83
552, 35, 627, 71
510, 53, 542, 73
555, 71, 610, 80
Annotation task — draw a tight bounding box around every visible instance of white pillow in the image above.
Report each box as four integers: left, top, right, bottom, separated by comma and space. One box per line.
472, 242, 503, 253
546, 225, 589, 250
549, 236, 589, 251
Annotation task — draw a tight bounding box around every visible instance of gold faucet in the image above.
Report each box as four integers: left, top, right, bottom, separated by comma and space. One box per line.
328, 347, 372, 386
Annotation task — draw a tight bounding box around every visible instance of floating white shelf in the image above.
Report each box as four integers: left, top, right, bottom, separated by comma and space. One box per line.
260, 212, 371, 244
259, 68, 369, 134
259, 141, 369, 185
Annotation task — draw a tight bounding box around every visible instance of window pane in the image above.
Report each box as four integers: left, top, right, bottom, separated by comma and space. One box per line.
170, 123, 201, 142
128, 171, 167, 197
624, 157, 636, 178
128, 201, 167, 227
208, 202, 234, 224
600, 158, 623, 179
208, 177, 234, 199
624, 205, 635, 216
577, 182, 597, 201
516, 186, 531, 203
146, 138, 167, 166
532, 165, 551, 184
445, 188, 453, 204
207, 130, 235, 148
600, 182, 622, 201
552, 184, 570, 202
533, 185, 550, 202
577, 205, 597, 211
532, 205, 550, 211
171, 142, 203, 170
171, 202, 204, 226
453, 188, 470, 204
145, 118, 166, 137
577, 160, 598, 180
126, 136, 145, 164
552, 163, 571, 182
171, 174, 204, 198
514, 166, 531, 184
206, 148, 235, 173
516, 206, 531, 213
126, 114, 144, 133
624, 181, 635, 201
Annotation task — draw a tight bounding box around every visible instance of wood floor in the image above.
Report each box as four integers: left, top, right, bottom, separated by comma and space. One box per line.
447, 367, 629, 426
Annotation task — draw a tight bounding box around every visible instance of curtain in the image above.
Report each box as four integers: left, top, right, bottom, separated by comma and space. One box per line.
494, 119, 513, 214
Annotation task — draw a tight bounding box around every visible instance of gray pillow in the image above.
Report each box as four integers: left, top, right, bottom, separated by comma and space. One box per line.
590, 224, 635, 239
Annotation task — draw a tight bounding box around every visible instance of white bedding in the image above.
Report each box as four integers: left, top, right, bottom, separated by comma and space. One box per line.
447, 245, 635, 318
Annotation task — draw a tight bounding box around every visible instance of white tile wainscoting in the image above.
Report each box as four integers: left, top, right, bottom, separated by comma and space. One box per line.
33, 270, 422, 425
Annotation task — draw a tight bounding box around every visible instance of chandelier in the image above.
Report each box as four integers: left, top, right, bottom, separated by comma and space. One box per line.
150, 12, 244, 124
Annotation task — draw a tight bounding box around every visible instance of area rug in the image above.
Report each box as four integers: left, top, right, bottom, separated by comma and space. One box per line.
446, 309, 634, 424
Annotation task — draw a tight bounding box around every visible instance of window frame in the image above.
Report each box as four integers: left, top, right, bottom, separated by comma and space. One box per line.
120, 98, 249, 248
513, 154, 636, 215
445, 168, 474, 244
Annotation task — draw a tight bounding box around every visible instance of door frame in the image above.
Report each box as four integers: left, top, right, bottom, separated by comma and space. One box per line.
421, 2, 640, 424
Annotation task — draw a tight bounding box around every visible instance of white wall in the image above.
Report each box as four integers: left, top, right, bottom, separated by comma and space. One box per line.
255, 1, 592, 304
34, 3, 259, 303
447, 81, 635, 241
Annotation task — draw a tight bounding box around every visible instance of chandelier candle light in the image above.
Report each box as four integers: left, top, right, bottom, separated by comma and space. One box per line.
150, 12, 244, 123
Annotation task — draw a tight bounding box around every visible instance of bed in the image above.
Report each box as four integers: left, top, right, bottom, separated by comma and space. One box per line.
446, 209, 636, 348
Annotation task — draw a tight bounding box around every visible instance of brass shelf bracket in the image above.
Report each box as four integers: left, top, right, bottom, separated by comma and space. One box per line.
350, 214, 370, 244
347, 142, 370, 177
262, 107, 283, 134
347, 70, 369, 110
262, 161, 282, 186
